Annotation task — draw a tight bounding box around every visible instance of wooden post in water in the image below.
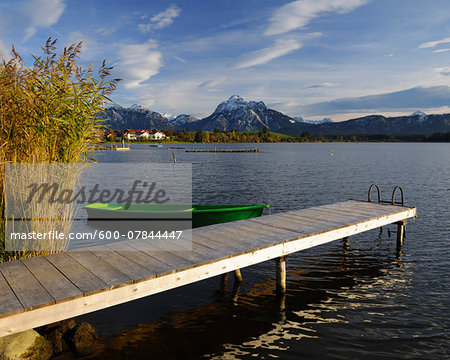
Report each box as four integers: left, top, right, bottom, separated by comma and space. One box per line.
342, 236, 350, 250
396, 220, 407, 249
220, 273, 229, 292
234, 269, 243, 283
172, 150, 177, 163
276, 256, 287, 295
232, 281, 241, 306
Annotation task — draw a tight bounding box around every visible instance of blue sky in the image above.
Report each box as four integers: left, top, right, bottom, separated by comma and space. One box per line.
1, 0, 450, 121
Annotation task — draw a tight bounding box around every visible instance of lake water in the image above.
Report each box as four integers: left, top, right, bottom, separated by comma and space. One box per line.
77, 143, 449, 359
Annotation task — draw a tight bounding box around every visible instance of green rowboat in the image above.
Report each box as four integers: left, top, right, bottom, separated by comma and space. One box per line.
84, 203, 269, 228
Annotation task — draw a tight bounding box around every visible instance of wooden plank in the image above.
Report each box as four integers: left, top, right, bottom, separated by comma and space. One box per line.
197, 221, 302, 251
223, 219, 304, 238
278, 211, 348, 226
125, 240, 195, 270
316, 204, 414, 222
280, 210, 366, 227
320, 200, 383, 209
250, 207, 390, 234
283, 207, 416, 255
196, 228, 262, 252
46, 253, 108, 294
82, 246, 155, 283
316, 203, 392, 217
277, 205, 387, 225
345, 200, 410, 212
274, 208, 388, 233
142, 239, 212, 266
162, 237, 226, 264
190, 241, 228, 261
0, 272, 23, 318
270, 211, 353, 227
295, 200, 402, 217
196, 229, 258, 251
289, 206, 378, 221
21, 256, 82, 302
0, 261, 54, 310
192, 233, 242, 255
216, 221, 304, 249
67, 251, 132, 288
248, 215, 333, 234
104, 242, 175, 275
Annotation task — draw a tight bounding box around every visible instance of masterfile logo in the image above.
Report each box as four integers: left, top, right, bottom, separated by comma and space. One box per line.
4, 163, 192, 251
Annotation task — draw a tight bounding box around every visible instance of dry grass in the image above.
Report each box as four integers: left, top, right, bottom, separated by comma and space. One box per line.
0, 38, 119, 261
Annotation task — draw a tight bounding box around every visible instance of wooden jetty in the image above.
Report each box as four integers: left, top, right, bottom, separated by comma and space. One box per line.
0, 199, 416, 337
186, 148, 259, 153
89, 145, 130, 151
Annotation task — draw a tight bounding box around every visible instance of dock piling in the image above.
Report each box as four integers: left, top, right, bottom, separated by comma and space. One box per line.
172, 150, 177, 163
234, 269, 243, 283
396, 220, 407, 249
220, 273, 229, 292
276, 256, 287, 295
342, 236, 350, 250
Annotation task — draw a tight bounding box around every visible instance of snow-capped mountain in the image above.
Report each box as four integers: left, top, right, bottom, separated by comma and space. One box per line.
293, 116, 333, 124
287, 113, 449, 136
409, 111, 428, 123
163, 113, 176, 121
101, 100, 449, 135
190, 95, 297, 131
101, 104, 174, 130
128, 103, 148, 112
170, 114, 200, 128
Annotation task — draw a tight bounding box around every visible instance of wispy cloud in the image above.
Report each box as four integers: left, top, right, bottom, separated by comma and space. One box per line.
172, 55, 187, 63
23, 0, 65, 41
300, 86, 450, 116
138, 5, 181, 33
117, 40, 163, 89
434, 67, 450, 76
95, 26, 118, 36
232, 38, 302, 69
303, 82, 339, 89
174, 30, 248, 53
418, 37, 450, 49
433, 48, 450, 53
198, 77, 226, 92
265, 0, 368, 36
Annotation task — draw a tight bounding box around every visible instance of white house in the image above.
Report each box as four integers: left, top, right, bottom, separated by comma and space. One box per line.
123, 129, 136, 140
150, 131, 166, 140
136, 130, 151, 140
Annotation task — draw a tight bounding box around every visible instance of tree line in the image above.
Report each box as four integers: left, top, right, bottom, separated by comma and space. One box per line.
157, 128, 450, 143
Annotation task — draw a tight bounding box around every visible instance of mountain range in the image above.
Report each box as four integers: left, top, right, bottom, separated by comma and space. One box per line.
101, 96, 450, 135
101, 103, 174, 130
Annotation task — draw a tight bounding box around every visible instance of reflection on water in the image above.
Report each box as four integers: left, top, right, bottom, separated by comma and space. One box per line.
74, 143, 449, 359
81, 235, 443, 360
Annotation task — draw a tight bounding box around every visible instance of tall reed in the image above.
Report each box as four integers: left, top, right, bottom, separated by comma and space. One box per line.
0, 38, 119, 261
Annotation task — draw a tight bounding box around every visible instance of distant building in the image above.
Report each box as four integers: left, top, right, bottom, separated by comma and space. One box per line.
123, 129, 136, 140
107, 129, 166, 141
136, 130, 151, 140
150, 131, 166, 140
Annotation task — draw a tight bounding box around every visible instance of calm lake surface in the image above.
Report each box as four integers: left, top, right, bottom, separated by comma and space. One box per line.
77, 143, 449, 359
